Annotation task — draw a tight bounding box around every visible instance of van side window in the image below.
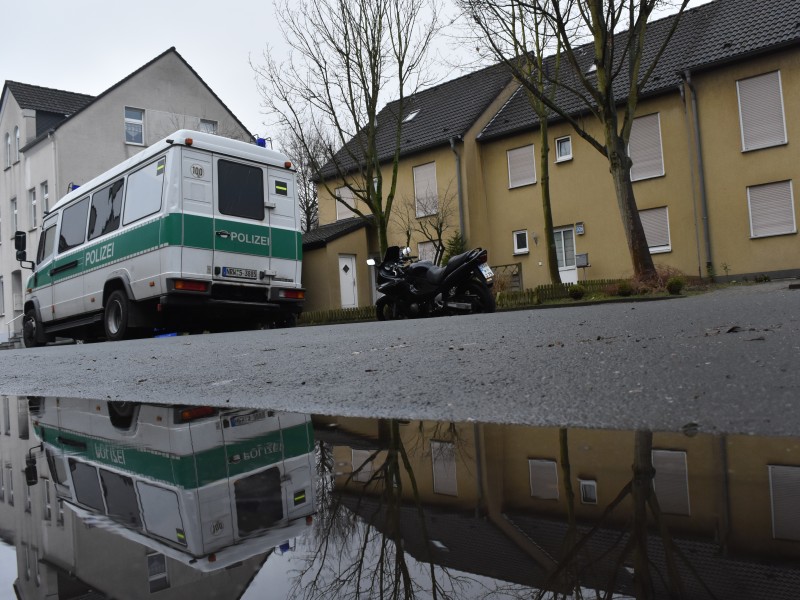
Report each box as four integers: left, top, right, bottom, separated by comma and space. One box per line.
123, 158, 165, 226
36, 221, 58, 264
218, 160, 264, 221
88, 179, 124, 241
58, 197, 90, 254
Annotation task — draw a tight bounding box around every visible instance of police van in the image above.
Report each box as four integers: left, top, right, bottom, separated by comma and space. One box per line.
14, 130, 304, 346
28, 398, 316, 571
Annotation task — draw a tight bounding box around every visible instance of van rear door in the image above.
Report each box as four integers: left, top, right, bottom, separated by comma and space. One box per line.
212, 158, 270, 287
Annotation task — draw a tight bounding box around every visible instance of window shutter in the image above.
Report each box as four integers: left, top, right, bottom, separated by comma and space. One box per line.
335, 186, 356, 221
529, 459, 559, 500
652, 450, 690, 515
629, 114, 664, 181
413, 163, 438, 217
639, 207, 671, 250
738, 71, 787, 151
770, 465, 800, 541
507, 145, 536, 188
748, 181, 796, 237
431, 441, 457, 496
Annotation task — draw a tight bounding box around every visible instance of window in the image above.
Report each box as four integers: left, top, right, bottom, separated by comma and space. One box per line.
3, 396, 9, 434
36, 221, 57, 264
507, 145, 536, 188
335, 186, 357, 221
124, 107, 145, 144
4, 133, 9, 168
40, 182, 49, 214
10, 198, 17, 232
28, 188, 37, 229
769, 465, 800, 541
747, 180, 796, 238
0, 466, 4, 501
555, 136, 572, 162
431, 441, 457, 496
403, 110, 420, 123
69, 460, 104, 512
554, 227, 576, 269
513, 230, 529, 254
58, 197, 90, 253
14, 127, 20, 162
737, 71, 787, 152
0, 277, 4, 316
652, 450, 690, 516
6, 465, 13, 506
147, 551, 170, 593
234, 467, 284, 534
418, 241, 436, 263
199, 119, 218, 134
218, 160, 264, 220
352, 449, 374, 483
123, 158, 165, 225
529, 459, 559, 500
579, 479, 598, 504
100, 469, 142, 528
88, 179, 124, 241
413, 162, 438, 217
25, 485, 31, 513
43, 480, 52, 521
639, 206, 671, 253
629, 113, 664, 181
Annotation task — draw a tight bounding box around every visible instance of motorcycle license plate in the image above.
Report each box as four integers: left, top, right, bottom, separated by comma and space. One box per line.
478, 264, 494, 279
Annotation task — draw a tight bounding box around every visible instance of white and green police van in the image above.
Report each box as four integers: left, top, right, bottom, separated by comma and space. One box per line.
29, 398, 316, 571
15, 130, 304, 346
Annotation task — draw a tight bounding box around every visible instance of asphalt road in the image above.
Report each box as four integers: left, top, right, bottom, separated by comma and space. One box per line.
1, 281, 798, 436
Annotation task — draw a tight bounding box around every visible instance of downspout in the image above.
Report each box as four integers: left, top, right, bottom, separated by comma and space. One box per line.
679, 81, 704, 278
683, 70, 714, 279
449, 136, 466, 241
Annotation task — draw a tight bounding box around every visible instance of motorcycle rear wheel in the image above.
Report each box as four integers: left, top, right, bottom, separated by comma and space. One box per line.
465, 280, 496, 314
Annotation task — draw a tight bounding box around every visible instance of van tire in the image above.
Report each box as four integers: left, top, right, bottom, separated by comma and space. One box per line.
104, 290, 130, 341
23, 309, 45, 348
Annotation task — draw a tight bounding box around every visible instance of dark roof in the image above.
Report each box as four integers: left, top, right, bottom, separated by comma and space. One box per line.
11, 47, 252, 152
302, 216, 373, 250
319, 62, 514, 179
3, 81, 94, 116
479, 0, 800, 141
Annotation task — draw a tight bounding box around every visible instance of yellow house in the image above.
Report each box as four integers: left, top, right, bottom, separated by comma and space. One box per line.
308, 0, 800, 310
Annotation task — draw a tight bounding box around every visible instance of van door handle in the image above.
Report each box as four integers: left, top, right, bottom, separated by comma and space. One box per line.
50, 260, 79, 276
216, 230, 230, 239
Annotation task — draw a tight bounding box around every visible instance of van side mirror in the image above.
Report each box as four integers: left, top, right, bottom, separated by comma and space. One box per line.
14, 231, 26, 252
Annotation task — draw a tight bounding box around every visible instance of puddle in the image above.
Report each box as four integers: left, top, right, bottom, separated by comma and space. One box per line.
2, 395, 799, 599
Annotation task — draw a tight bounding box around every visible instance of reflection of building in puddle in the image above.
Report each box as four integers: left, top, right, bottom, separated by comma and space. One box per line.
318, 417, 800, 599
0, 396, 316, 598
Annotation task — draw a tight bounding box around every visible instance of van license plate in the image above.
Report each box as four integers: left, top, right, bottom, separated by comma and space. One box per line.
222, 267, 258, 279
229, 410, 267, 427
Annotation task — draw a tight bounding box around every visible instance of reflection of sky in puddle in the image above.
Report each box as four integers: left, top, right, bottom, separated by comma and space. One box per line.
4, 396, 800, 599
0, 543, 15, 595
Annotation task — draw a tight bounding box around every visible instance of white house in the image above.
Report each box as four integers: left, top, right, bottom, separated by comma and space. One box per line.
0, 47, 252, 346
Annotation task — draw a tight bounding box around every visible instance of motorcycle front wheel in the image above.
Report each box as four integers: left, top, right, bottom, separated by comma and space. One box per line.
376, 297, 402, 321
464, 280, 496, 314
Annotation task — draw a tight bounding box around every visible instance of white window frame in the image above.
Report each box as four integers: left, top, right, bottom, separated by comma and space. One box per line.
4, 133, 9, 168
507, 145, 536, 188
555, 136, 572, 162
403, 109, 420, 123
579, 479, 598, 504
40, 181, 49, 214
28, 188, 37, 230
14, 127, 20, 162
0, 277, 4, 316
10, 197, 17, 233
351, 449, 374, 483
639, 206, 671, 253
417, 241, 436, 263
431, 441, 458, 496
124, 107, 145, 145
334, 186, 357, 221
529, 458, 559, 500
747, 180, 796, 238
43, 480, 52, 521
513, 230, 529, 255
769, 465, 800, 541
652, 449, 691, 516
413, 162, 438, 217
146, 550, 170, 593
737, 71, 787, 152
199, 119, 218, 134
554, 227, 576, 270
629, 113, 665, 182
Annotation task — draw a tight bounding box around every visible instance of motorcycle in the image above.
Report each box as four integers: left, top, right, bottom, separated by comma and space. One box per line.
367, 246, 496, 320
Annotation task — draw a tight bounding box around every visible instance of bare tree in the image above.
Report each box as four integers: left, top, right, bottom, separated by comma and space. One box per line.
280, 129, 328, 232
462, 0, 691, 280
392, 183, 458, 265
252, 0, 441, 255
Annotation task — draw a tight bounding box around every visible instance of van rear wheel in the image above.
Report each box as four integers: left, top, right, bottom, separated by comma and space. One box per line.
104, 290, 130, 341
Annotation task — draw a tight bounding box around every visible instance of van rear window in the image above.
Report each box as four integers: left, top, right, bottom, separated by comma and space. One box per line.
218, 160, 264, 221
234, 466, 283, 535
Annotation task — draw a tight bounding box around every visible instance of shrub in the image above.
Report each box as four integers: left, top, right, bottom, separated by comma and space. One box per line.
616, 280, 634, 297
568, 284, 586, 300
666, 276, 685, 295
441, 231, 467, 266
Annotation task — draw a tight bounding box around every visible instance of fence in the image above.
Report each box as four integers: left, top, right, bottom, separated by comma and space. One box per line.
535, 278, 626, 302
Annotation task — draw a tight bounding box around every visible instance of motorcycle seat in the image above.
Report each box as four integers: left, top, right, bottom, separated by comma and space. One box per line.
424, 250, 472, 285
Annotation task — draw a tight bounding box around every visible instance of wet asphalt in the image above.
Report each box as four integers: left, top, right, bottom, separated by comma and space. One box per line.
1, 281, 798, 436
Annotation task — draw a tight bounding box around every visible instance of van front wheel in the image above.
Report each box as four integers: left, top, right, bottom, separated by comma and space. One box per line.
104, 290, 130, 341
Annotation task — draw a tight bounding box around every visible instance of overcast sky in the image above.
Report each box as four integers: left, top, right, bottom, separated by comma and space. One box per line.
2, 0, 711, 151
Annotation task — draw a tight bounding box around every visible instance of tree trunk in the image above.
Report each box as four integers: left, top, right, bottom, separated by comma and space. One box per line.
540, 122, 562, 284
607, 136, 657, 280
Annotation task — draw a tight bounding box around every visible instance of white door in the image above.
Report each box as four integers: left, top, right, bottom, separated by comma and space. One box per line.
338, 255, 357, 308
554, 227, 578, 284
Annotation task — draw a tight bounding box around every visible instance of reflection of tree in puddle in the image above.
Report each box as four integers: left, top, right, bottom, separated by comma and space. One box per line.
291, 419, 500, 599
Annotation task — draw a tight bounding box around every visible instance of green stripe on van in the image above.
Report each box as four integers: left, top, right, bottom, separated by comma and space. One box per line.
35, 420, 313, 489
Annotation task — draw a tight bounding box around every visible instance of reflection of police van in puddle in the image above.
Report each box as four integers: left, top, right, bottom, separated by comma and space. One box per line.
15, 130, 304, 346
28, 398, 316, 571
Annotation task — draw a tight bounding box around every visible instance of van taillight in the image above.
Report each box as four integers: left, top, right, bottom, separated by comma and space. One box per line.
279, 289, 304, 300
174, 279, 209, 292
179, 406, 216, 422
